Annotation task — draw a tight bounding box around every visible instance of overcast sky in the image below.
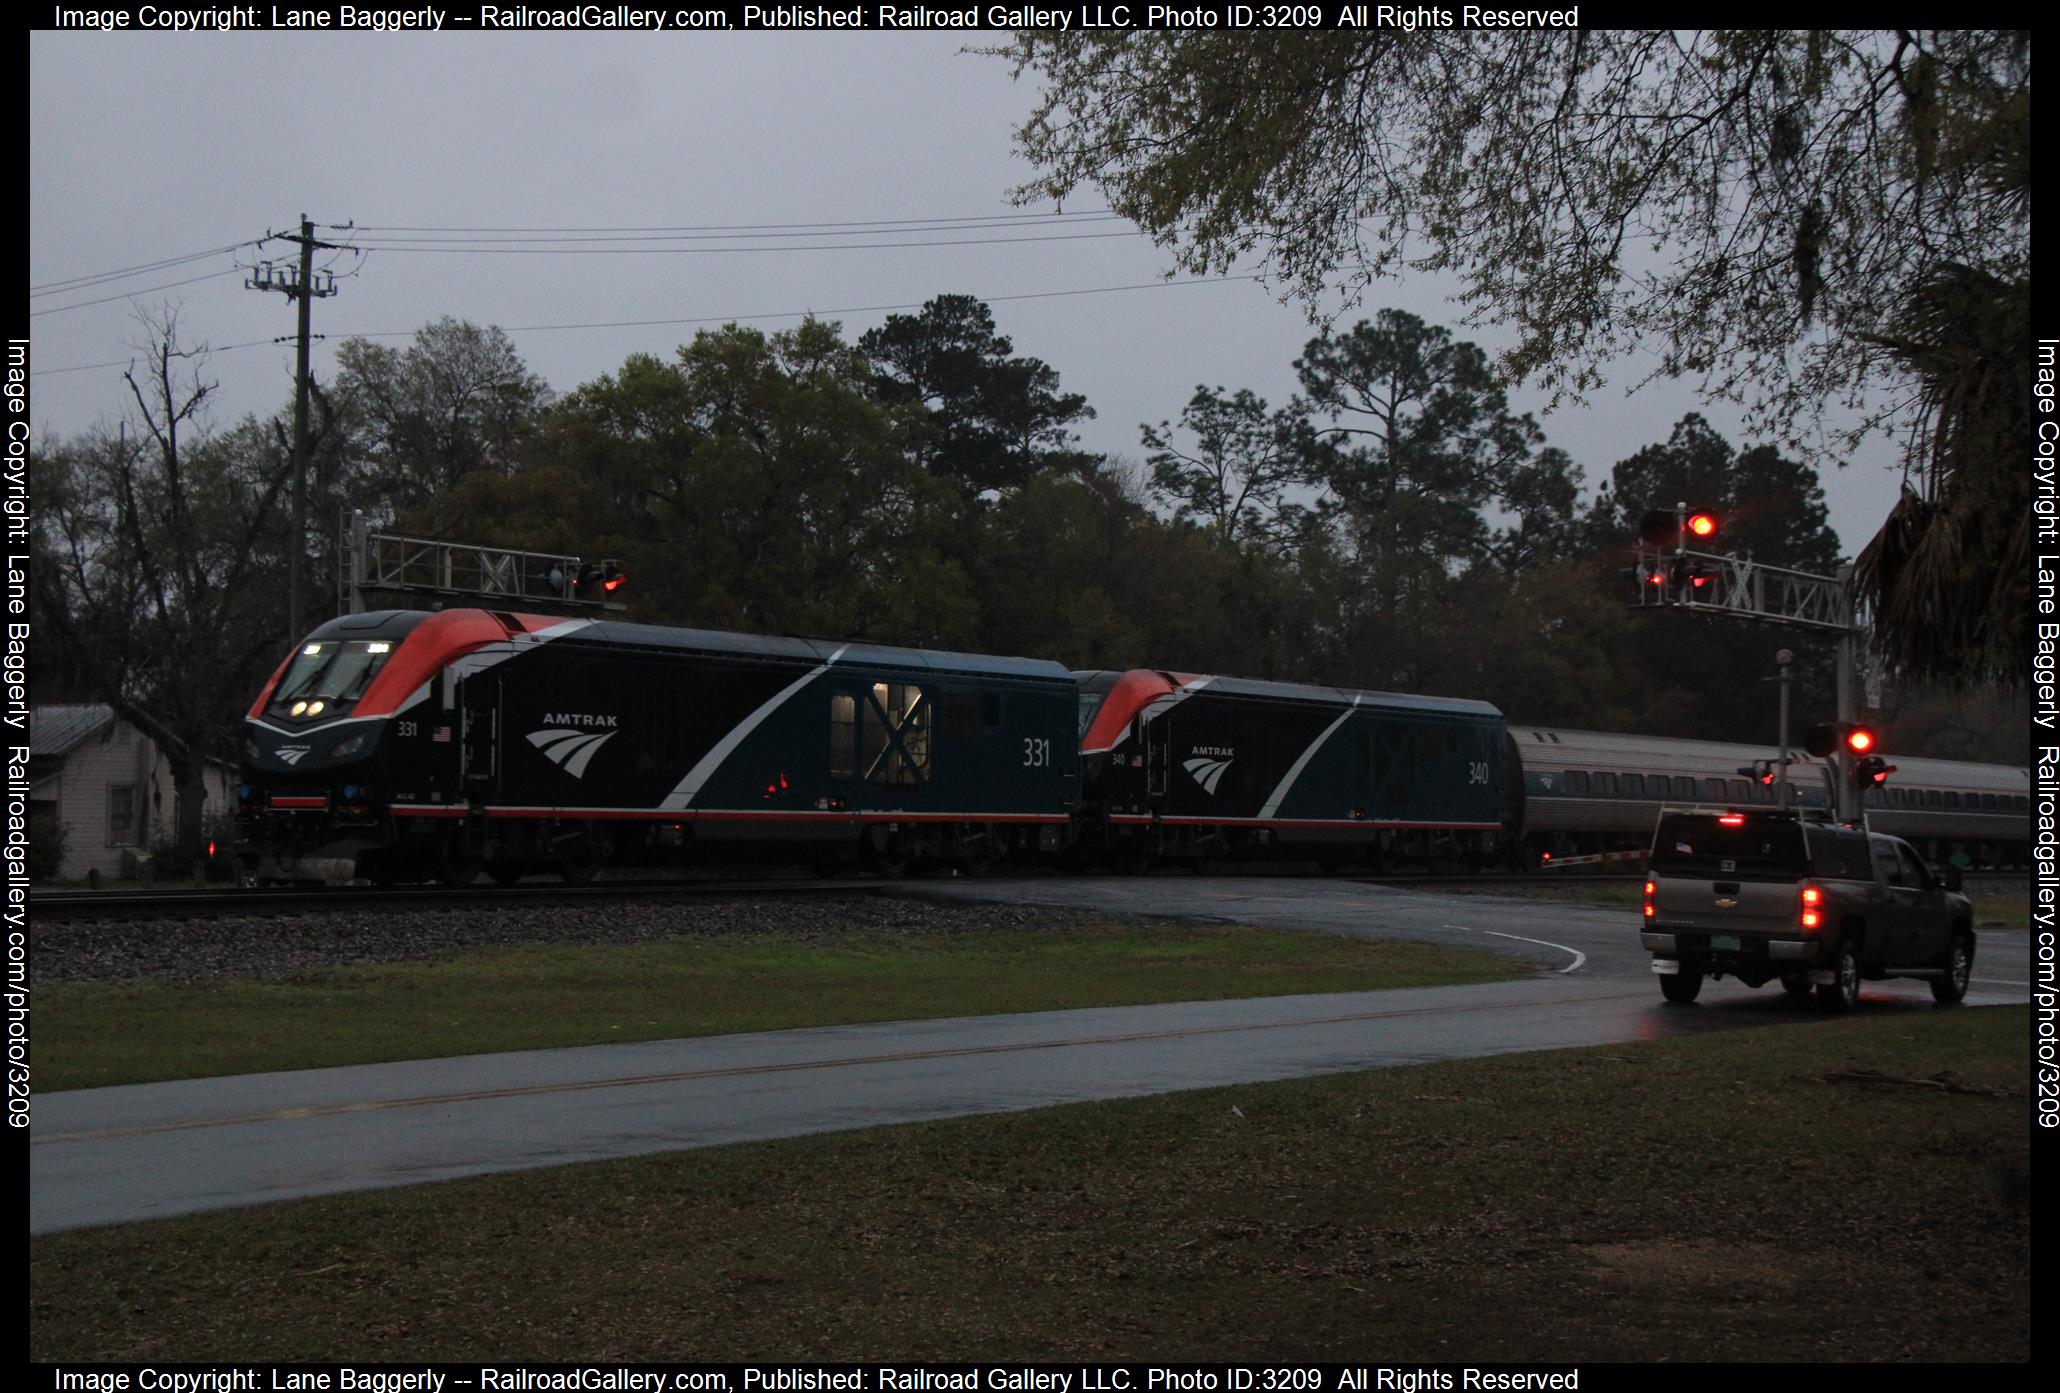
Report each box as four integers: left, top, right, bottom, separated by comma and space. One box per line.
30, 29, 1913, 554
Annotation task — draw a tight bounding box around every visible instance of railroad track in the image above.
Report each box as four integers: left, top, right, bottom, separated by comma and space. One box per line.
33, 864, 2020, 921
33, 868, 1642, 921
29, 876, 889, 921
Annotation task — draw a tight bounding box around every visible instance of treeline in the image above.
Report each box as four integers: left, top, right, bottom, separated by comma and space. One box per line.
31, 298, 2021, 859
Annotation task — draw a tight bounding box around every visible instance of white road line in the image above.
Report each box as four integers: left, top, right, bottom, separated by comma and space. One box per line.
1484, 929, 1587, 974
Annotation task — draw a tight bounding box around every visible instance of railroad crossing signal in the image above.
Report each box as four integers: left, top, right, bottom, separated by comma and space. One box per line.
1639, 507, 1719, 550
1802, 723, 1877, 758
1852, 754, 1896, 789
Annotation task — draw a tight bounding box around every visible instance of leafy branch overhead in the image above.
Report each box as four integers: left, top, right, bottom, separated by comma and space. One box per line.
999, 30, 2028, 433
996, 28, 2031, 684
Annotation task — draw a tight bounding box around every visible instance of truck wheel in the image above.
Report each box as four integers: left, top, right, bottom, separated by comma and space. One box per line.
1817, 938, 1861, 1012
1931, 933, 1972, 1004
1659, 967, 1703, 1004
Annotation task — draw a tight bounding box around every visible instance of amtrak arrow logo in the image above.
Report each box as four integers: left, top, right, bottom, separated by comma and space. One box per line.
528, 726, 617, 779
1183, 755, 1234, 795
278, 745, 311, 766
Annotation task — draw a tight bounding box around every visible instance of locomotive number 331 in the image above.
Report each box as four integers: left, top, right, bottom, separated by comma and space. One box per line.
1022, 737, 1051, 768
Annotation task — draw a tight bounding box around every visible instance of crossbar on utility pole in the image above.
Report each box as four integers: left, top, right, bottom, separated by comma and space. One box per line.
248, 214, 350, 643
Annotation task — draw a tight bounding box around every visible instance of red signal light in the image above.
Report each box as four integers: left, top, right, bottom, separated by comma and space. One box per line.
1845, 727, 1875, 754
1718, 814, 1745, 826
1686, 513, 1717, 538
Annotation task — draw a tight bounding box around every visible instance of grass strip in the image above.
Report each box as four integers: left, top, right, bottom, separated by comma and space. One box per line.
30, 1005, 2029, 1362
37, 922, 1525, 1091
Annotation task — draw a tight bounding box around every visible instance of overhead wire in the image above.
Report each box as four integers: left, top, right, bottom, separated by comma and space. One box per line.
351, 229, 1145, 255
31, 274, 1267, 377
345, 210, 1115, 234
29, 266, 255, 318
31, 241, 258, 297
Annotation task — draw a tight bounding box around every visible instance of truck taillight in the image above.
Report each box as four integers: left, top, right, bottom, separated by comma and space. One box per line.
1800, 883, 1823, 930
1643, 880, 1656, 919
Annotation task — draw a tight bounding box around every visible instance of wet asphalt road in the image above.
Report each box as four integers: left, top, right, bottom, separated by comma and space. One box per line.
29, 877, 2030, 1234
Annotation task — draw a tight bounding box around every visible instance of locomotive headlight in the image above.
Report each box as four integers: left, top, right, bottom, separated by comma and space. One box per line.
307, 701, 326, 716
329, 732, 369, 760
290, 701, 308, 716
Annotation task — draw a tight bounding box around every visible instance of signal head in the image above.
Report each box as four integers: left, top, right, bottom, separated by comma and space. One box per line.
1638, 508, 1679, 547
1844, 725, 1876, 754
1686, 512, 1718, 539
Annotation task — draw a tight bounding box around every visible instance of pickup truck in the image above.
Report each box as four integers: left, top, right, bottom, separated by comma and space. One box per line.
1640, 808, 1974, 1010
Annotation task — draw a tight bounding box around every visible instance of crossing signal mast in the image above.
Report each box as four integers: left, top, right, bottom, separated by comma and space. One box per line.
1804, 722, 1897, 793
1630, 500, 1872, 821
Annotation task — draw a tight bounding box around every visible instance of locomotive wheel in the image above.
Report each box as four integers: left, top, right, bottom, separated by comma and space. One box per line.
439, 854, 481, 887
487, 862, 526, 886
559, 854, 602, 885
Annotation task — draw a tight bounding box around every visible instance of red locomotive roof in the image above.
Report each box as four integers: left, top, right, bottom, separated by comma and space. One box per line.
1080, 668, 1207, 753
247, 610, 575, 719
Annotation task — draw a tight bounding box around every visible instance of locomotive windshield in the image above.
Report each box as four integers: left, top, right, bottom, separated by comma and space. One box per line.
271, 640, 395, 714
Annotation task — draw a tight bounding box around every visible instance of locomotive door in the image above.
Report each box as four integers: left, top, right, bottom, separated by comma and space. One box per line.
459, 669, 501, 798
1144, 714, 1170, 803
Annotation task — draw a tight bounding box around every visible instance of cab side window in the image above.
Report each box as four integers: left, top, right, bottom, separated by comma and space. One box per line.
1871, 841, 1905, 887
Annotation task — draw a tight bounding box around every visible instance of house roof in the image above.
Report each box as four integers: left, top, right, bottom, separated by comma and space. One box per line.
31, 704, 117, 760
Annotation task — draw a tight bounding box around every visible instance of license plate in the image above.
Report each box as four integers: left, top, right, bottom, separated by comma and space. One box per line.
1710, 935, 1740, 951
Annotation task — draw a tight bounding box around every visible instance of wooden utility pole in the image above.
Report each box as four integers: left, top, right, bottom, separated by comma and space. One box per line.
247, 215, 348, 640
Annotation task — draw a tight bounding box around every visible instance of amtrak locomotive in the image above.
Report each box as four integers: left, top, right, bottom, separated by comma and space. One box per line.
235, 608, 2032, 883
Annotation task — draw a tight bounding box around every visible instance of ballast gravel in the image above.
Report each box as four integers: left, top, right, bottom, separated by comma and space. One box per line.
34, 893, 1110, 987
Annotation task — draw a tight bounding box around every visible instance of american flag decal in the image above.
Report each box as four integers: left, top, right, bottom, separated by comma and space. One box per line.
432, 726, 452, 743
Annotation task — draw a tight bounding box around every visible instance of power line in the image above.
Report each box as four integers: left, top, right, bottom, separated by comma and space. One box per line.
30, 241, 257, 296
352, 229, 1145, 255
28, 266, 252, 317
347, 211, 1113, 234
347, 215, 1129, 246
31, 274, 1266, 378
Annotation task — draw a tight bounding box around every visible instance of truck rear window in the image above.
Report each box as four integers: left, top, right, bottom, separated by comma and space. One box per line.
1650, 816, 1807, 876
